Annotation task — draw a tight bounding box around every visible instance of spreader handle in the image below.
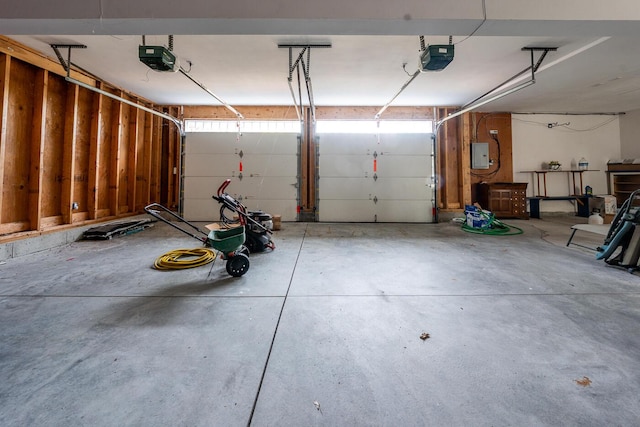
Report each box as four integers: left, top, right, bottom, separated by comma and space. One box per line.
217, 179, 231, 196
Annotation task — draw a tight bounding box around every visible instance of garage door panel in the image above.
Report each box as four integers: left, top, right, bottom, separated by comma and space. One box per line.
320, 177, 376, 200
184, 131, 299, 221
186, 156, 298, 179
375, 156, 430, 177
377, 134, 432, 155
183, 198, 220, 221
318, 134, 377, 155
185, 176, 297, 200
375, 200, 431, 222
184, 198, 298, 222
317, 131, 433, 223
229, 177, 298, 200
186, 133, 299, 155
319, 155, 370, 177
186, 154, 236, 177
240, 155, 298, 177
239, 134, 299, 155
184, 177, 223, 199
318, 200, 375, 222
186, 133, 237, 154
240, 200, 298, 222
371, 178, 431, 199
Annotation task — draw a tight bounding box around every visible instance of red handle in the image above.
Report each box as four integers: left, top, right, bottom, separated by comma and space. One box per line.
217, 179, 231, 196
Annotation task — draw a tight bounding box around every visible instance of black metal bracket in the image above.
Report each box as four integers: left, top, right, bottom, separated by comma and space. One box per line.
522, 47, 558, 73
278, 43, 331, 124
459, 46, 558, 111
50, 44, 87, 75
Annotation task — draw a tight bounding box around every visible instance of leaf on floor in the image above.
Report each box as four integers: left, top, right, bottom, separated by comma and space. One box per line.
313, 400, 322, 414
420, 332, 430, 340
575, 376, 592, 387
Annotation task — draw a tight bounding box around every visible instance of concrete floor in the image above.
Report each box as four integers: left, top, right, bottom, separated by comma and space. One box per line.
1, 216, 639, 426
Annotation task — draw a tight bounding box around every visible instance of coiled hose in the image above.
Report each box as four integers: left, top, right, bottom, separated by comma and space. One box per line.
154, 248, 217, 270
457, 214, 524, 236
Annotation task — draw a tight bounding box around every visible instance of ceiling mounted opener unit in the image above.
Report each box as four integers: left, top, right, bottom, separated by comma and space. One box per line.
138, 35, 243, 119
420, 44, 455, 72
138, 45, 177, 72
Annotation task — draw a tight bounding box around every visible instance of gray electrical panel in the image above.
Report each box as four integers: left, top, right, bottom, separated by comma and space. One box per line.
471, 142, 489, 169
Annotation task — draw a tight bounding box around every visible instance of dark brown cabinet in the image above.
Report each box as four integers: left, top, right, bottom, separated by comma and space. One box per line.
607, 162, 640, 206
476, 182, 528, 219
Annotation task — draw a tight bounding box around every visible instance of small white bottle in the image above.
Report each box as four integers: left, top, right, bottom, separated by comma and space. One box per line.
588, 210, 603, 225
578, 157, 588, 170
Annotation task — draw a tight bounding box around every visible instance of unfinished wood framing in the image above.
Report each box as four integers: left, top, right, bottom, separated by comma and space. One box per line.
465, 112, 514, 203
73, 86, 94, 223
62, 85, 79, 224
0, 36, 95, 87
87, 83, 104, 220
149, 114, 162, 204
0, 55, 9, 227
436, 108, 466, 211
42, 72, 68, 228
1, 57, 36, 235
182, 105, 300, 120
161, 106, 180, 210
0, 40, 179, 242
128, 106, 141, 213
0, 33, 515, 241
28, 69, 47, 231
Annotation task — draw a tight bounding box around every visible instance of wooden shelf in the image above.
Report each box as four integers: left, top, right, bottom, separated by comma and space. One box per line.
607, 168, 640, 206
520, 169, 599, 197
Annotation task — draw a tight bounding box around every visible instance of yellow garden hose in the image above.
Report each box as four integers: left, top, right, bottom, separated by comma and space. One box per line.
153, 248, 217, 270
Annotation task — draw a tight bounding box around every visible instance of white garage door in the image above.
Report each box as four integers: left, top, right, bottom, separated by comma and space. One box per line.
317, 132, 434, 222
184, 130, 300, 221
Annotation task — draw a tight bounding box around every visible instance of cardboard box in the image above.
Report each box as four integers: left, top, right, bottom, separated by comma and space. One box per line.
272, 214, 281, 231
602, 195, 617, 215
589, 195, 617, 216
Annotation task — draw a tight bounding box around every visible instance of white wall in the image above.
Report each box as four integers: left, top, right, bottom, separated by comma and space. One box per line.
619, 109, 640, 159
512, 114, 621, 213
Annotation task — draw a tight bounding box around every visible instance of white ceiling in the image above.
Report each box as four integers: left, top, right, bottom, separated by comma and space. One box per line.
6, 1, 640, 114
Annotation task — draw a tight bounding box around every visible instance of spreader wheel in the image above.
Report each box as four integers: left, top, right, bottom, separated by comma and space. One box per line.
226, 253, 250, 277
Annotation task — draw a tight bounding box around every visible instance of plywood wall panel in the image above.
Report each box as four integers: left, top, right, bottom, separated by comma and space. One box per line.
61, 84, 78, 224
0, 38, 182, 241
135, 110, 150, 212
2, 58, 35, 226
150, 114, 162, 203
0, 54, 9, 221
28, 69, 47, 231
97, 95, 113, 215
468, 112, 513, 194
73, 86, 94, 217
41, 72, 67, 220
116, 99, 129, 214
436, 107, 462, 210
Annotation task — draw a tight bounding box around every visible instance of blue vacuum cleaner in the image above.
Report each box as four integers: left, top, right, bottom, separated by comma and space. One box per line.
596, 189, 640, 272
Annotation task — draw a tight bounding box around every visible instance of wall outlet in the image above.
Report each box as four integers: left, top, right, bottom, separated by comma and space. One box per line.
489, 129, 498, 135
